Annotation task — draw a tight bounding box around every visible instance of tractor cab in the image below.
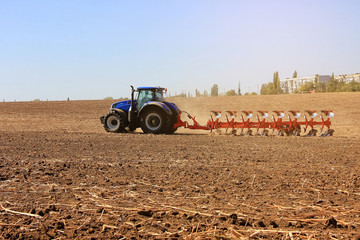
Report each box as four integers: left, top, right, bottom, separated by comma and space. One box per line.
136, 87, 166, 109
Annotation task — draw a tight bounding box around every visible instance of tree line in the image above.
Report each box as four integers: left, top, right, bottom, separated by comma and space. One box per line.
170, 82, 257, 98
170, 71, 360, 98
260, 71, 283, 95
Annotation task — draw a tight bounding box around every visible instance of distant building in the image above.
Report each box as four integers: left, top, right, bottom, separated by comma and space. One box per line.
319, 75, 331, 85
280, 73, 360, 93
280, 75, 330, 94
335, 73, 360, 83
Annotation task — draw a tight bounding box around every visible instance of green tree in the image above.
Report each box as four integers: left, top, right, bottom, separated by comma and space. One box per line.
203, 90, 208, 96
273, 71, 281, 93
195, 89, 202, 97
260, 83, 267, 95
211, 84, 219, 96
293, 70, 298, 78
276, 76, 282, 94
226, 89, 236, 96
273, 71, 278, 92
314, 74, 319, 92
326, 73, 336, 92
260, 82, 276, 95
237, 82, 241, 95
299, 82, 314, 92
319, 82, 326, 92
336, 80, 346, 91
261, 72, 284, 95
340, 80, 360, 92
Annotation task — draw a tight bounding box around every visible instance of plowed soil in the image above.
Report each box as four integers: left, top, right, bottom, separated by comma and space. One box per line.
1, 92, 360, 239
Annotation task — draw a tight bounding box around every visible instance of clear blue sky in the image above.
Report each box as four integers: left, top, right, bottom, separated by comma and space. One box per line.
1, 0, 359, 101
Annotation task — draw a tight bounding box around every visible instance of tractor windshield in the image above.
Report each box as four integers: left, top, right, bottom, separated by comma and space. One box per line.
137, 89, 165, 109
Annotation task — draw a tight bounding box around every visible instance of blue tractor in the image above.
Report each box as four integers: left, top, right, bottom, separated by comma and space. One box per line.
100, 86, 180, 134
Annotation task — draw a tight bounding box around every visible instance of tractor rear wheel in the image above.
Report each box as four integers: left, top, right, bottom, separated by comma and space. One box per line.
103, 111, 127, 133
140, 108, 166, 134
164, 115, 178, 134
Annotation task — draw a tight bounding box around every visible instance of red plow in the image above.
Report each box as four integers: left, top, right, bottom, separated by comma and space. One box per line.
174, 110, 334, 137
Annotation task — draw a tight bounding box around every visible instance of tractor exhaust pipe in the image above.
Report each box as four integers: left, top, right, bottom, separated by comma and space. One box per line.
129, 85, 135, 123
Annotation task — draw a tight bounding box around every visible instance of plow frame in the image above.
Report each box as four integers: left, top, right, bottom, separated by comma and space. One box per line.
174, 109, 334, 136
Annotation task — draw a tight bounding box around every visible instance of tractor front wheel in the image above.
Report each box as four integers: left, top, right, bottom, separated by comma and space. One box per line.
103, 111, 127, 133
140, 109, 166, 134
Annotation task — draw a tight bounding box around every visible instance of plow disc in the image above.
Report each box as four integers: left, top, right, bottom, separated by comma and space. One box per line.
174, 110, 334, 137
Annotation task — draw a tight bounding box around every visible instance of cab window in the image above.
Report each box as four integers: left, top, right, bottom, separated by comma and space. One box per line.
137, 90, 154, 109
155, 89, 164, 101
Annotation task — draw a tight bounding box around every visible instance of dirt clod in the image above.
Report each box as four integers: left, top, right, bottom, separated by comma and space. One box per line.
257, 221, 266, 227
137, 210, 153, 217
325, 217, 338, 228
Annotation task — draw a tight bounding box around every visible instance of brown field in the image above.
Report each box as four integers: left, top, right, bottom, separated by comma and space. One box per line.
0, 92, 360, 239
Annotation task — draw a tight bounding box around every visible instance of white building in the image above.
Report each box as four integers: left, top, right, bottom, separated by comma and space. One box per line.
279, 73, 360, 93
280, 73, 360, 93
280, 75, 330, 94
335, 73, 360, 83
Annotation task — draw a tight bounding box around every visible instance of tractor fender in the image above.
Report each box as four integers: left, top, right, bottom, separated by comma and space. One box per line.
101, 108, 127, 124
139, 102, 172, 117
110, 108, 128, 115
109, 109, 129, 125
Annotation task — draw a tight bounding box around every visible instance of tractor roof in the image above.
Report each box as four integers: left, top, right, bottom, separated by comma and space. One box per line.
137, 87, 165, 91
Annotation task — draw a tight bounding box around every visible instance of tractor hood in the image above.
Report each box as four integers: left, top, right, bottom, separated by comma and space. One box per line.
110, 99, 135, 112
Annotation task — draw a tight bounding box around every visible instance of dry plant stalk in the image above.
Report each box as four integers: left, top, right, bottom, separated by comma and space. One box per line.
0, 204, 42, 219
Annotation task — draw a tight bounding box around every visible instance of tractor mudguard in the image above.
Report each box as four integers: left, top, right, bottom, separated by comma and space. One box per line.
139, 102, 173, 117
108, 109, 129, 125
101, 108, 127, 124
110, 108, 128, 115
